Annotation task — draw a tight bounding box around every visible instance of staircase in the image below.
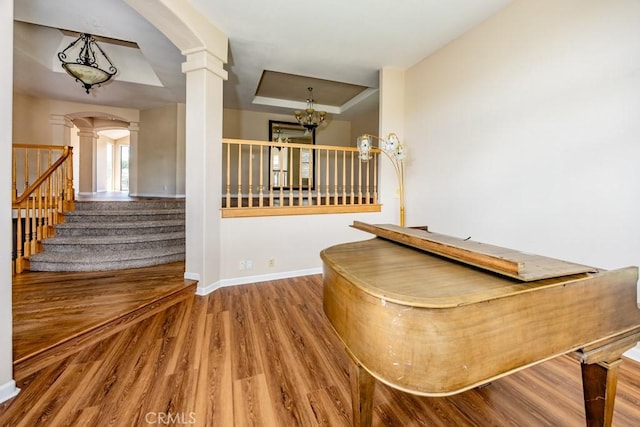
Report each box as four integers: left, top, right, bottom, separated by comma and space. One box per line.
28, 199, 185, 272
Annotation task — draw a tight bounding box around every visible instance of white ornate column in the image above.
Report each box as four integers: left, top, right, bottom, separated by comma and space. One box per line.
128, 121, 139, 196
181, 48, 227, 292
77, 128, 98, 196
49, 114, 73, 146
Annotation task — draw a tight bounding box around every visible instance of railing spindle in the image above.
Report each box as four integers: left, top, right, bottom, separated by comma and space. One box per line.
288, 146, 293, 206
358, 156, 363, 204
16, 207, 23, 273
342, 151, 347, 205
24, 148, 29, 195
373, 152, 379, 204
298, 148, 303, 206
366, 158, 371, 204
350, 152, 355, 205
237, 144, 242, 207
333, 150, 338, 205
278, 148, 284, 207
225, 144, 231, 208
248, 145, 253, 207
269, 145, 274, 207
259, 146, 264, 207
325, 149, 330, 206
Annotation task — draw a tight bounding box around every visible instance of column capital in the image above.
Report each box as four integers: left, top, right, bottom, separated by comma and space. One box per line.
128, 121, 140, 133
181, 48, 228, 80
49, 114, 73, 128
76, 129, 97, 139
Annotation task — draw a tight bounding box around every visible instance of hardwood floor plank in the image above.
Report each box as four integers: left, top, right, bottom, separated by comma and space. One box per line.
228, 288, 266, 381
233, 374, 278, 427
306, 385, 351, 427
194, 311, 233, 427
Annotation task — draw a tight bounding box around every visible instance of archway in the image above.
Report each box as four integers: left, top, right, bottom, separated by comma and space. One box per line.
66, 113, 135, 197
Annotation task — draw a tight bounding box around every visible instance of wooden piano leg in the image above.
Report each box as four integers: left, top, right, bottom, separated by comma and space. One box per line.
581, 359, 621, 427
350, 362, 376, 427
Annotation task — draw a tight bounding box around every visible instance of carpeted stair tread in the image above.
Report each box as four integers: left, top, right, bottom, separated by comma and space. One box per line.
29, 248, 185, 272
44, 232, 185, 245
65, 208, 184, 216
55, 219, 184, 229
30, 246, 184, 263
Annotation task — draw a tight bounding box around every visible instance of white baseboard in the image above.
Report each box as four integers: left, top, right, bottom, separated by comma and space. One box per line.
196, 268, 323, 296
128, 192, 186, 198
624, 343, 640, 363
184, 272, 200, 281
0, 380, 20, 404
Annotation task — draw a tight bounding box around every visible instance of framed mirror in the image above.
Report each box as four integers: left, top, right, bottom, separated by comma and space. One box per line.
269, 120, 315, 189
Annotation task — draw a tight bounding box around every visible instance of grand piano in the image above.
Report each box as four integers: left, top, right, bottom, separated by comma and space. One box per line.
321, 222, 640, 427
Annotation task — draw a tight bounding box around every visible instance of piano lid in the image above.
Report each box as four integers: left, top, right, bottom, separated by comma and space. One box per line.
351, 222, 598, 281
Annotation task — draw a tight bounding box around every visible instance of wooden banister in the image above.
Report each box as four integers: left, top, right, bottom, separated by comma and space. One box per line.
221, 138, 382, 218
12, 144, 75, 274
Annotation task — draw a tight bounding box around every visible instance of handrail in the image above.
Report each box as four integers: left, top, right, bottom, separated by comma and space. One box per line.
223, 138, 371, 153
221, 138, 382, 218
13, 146, 71, 204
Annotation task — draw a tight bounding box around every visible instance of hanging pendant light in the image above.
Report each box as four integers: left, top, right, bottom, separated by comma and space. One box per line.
294, 87, 327, 130
58, 33, 117, 94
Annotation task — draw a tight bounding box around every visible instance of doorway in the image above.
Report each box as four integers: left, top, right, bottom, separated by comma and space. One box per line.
98, 129, 131, 193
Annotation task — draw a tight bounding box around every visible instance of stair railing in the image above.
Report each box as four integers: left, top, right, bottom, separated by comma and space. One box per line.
12, 144, 75, 274
221, 138, 382, 218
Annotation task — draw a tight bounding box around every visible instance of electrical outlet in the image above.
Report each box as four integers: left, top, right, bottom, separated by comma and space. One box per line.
268, 258, 275, 267
246, 260, 253, 270
238, 260, 246, 271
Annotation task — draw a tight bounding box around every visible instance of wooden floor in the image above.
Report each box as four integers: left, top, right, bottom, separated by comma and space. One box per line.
2, 270, 640, 426
12, 262, 196, 380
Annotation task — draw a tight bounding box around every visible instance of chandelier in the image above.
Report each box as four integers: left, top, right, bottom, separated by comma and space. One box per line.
58, 33, 117, 94
294, 87, 327, 130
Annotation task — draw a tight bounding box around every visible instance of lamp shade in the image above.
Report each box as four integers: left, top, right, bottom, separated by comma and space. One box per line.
58, 33, 117, 94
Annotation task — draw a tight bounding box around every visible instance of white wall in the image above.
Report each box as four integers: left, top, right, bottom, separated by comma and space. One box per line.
1, 0, 19, 404
405, 0, 640, 272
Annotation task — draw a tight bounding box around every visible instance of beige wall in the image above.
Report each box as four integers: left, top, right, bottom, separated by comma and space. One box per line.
136, 103, 185, 197
12, 93, 139, 145
1, 0, 16, 402
223, 108, 354, 146
350, 104, 379, 146
404, 0, 640, 271
96, 135, 110, 192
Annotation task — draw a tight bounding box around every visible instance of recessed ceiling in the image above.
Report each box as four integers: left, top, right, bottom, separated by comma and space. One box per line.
254, 70, 372, 115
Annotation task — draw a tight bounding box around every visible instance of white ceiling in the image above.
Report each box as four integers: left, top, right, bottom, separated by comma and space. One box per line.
13, 0, 512, 118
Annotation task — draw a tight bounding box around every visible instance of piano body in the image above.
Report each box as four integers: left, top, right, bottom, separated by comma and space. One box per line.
321, 222, 640, 427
